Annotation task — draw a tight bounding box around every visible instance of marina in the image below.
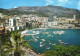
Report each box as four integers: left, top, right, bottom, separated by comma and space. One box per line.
24, 29, 80, 53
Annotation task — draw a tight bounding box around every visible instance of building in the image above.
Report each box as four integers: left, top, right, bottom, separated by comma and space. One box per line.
48, 21, 58, 27
9, 17, 16, 27
7, 17, 24, 31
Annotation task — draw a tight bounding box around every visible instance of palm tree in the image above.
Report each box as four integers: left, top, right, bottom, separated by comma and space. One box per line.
11, 31, 32, 56
11, 31, 21, 56
2, 41, 13, 56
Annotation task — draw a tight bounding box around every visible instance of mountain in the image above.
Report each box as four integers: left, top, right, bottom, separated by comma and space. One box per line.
0, 5, 80, 19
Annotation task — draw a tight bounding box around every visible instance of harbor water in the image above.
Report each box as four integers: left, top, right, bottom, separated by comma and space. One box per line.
24, 29, 80, 53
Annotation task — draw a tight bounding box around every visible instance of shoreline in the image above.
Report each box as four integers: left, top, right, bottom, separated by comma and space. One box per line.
28, 27, 80, 31
21, 27, 80, 35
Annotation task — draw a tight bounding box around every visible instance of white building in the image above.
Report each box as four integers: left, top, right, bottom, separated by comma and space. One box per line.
8, 17, 24, 31
48, 21, 58, 27
9, 18, 16, 27
0, 13, 4, 18
48, 21, 58, 28
73, 15, 76, 19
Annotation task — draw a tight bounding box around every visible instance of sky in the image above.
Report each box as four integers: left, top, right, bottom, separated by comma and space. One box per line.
0, 0, 80, 10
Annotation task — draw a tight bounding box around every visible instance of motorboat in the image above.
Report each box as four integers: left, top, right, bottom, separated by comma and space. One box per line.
46, 46, 50, 49
48, 35, 52, 37
41, 39, 45, 42
60, 42, 64, 44
34, 39, 38, 42
53, 31, 65, 35
40, 45, 43, 47
44, 32, 49, 34
58, 40, 62, 42
64, 43, 67, 45
49, 43, 52, 44
32, 31, 40, 35
53, 44, 56, 45
40, 42, 45, 47
40, 42, 42, 44
36, 31, 40, 34
52, 44, 56, 45
37, 36, 39, 38
52, 36, 54, 37
48, 41, 50, 42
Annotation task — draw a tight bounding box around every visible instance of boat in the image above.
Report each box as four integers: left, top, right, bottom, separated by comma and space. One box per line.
53, 44, 56, 45
43, 32, 45, 34
52, 36, 54, 37
34, 39, 38, 42
48, 41, 50, 42
32, 31, 40, 35
60, 42, 64, 44
34, 31, 39, 34
44, 32, 49, 34
53, 31, 65, 35
58, 40, 62, 42
48, 35, 52, 37
64, 43, 67, 45
40, 42, 42, 44
46, 46, 50, 49
40, 45, 43, 47
40, 42, 45, 47
37, 36, 39, 38
41, 39, 45, 42
49, 43, 52, 44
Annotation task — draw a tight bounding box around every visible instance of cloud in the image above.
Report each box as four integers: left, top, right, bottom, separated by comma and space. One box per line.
57, 0, 69, 6
14, 6, 17, 8
45, 0, 54, 6
58, 0, 69, 3
78, 1, 80, 10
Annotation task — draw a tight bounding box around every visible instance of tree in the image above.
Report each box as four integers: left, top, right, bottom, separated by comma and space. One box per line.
43, 45, 80, 56
0, 29, 12, 56
11, 31, 21, 56
11, 31, 32, 56
2, 41, 13, 56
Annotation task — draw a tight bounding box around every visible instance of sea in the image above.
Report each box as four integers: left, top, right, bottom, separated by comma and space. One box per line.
24, 29, 80, 53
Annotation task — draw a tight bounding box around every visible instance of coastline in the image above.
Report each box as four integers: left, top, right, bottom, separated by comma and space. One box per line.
28, 27, 80, 31
21, 27, 80, 36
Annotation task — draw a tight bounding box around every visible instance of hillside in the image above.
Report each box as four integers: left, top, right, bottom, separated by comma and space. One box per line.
0, 5, 80, 19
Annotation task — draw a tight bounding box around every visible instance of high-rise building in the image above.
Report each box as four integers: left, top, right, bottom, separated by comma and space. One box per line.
73, 15, 76, 19
9, 18, 16, 27
48, 15, 53, 22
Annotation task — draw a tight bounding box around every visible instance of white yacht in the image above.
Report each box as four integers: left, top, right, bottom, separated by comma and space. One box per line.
53, 31, 65, 35
60, 42, 64, 44
48, 35, 52, 37
53, 44, 56, 45
41, 39, 45, 42
46, 46, 50, 49
49, 43, 52, 44
37, 36, 39, 38
52, 44, 56, 45
40, 42, 45, 47
64, 43, 67, 45
58, 40, 62, 42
